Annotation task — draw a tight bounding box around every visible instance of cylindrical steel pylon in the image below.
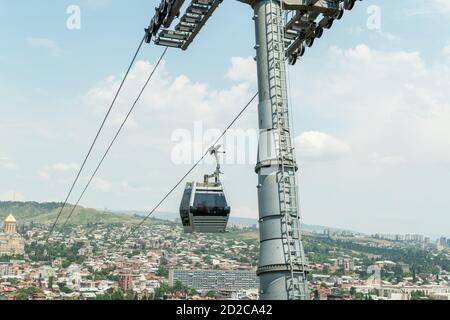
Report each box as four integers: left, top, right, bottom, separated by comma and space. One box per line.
252, 0, 308, 300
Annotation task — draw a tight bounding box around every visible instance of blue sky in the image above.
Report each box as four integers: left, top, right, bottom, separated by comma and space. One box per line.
1, 1, 450, 236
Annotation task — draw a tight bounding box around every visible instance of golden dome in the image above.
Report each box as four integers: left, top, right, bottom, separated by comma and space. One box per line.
4, 214, 16, 223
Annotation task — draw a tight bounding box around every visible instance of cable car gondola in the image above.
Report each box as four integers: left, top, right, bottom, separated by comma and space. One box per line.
179, 145, 230, 233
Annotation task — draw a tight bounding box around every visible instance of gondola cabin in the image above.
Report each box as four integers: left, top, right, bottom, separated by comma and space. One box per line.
179, 180, 230, 233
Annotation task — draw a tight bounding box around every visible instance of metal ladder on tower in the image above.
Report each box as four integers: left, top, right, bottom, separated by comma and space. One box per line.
266, 0, 308, 300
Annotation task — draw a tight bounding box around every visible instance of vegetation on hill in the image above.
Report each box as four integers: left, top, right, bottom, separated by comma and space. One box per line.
0, 201, 155, 226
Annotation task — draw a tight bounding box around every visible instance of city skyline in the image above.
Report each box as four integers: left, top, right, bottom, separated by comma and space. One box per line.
2, 200, 450, 241
2, 213, 450, 301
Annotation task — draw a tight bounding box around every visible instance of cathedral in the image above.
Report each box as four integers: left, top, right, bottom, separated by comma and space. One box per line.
0, 214, 25, 256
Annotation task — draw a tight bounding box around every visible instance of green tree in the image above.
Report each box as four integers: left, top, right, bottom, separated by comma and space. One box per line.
173, 281, 186, 292
354, 292, 365, 300
58, 282, 73, 294
48, 276, 54, 290
156, 256, 169, 278
96, 290, 135, 300
154, 283, 171, 300
15, 287, 42, 300
322, 266, 330, 274
16, 292, 30, 300
156, 264, 169, 278
204, 256, 213, 265
410, 290, 428, 300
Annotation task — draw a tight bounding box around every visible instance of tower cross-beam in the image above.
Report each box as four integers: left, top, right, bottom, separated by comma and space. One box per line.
144, 0, 361, 300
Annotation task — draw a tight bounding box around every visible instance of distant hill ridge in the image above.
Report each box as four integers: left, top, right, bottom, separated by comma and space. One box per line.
116, 209, 357, 234
0, 201, 156, 226
0, 201, 357, 234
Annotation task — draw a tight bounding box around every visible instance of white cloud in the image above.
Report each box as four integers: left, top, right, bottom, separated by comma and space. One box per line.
92, 178, 113, 192
295, 131, 351, 161
70, 58, 258, 215
0, 157, 18, 170
92, 178, 152, 193
405, 0, 450, 17
81, 58, 256, 154
431, 0, 450, 15
287, 43, 450, 234
294, 44, 450, 164
226, 56, 257, 84
119, 181, 153, 193
52, 163, 79, 172
369, 153, 406, 166
27, 38, 63, 57
329, 44, 424, 70
444, 43, 450, 59
232, 206, 258, 219
38, 162, 79, 181
384, 32, 398, 41
0, 191, 25, 202
38, 170, 50, 181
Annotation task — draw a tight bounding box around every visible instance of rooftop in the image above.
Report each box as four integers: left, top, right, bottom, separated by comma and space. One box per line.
4, 214, 16, 223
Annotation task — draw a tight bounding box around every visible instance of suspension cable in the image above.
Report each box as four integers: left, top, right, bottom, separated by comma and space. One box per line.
122, 92, 259, 242
45, 36, 146, 243
62, 47, 169, 227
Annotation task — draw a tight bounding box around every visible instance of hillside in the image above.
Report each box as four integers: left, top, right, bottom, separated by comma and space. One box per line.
0, 201, 355, 240
0, 201, 155, 226
118, 210, 356, 234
